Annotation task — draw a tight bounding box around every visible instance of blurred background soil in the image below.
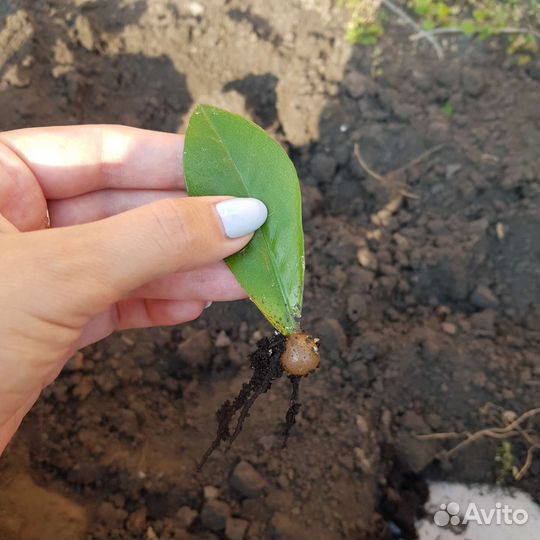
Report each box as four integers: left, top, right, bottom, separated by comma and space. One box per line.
0, 1, 539, 539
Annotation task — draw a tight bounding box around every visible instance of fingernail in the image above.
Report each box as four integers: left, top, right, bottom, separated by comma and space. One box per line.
204, 301, 212, 309
216, 198, 268, 239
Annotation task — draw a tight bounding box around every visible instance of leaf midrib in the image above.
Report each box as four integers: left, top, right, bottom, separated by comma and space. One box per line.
200, 106, 296, 332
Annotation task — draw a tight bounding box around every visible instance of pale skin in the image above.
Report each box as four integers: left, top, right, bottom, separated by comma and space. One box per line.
0, 125, 255, 454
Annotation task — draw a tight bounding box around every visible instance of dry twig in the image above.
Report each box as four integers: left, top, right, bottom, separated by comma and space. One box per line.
381, 0, 444, 59
410, 26, 540, 41
353, 142, 443, 201
417, 408, 540, 480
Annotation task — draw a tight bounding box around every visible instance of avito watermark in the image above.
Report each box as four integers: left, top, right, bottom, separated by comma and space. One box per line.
434, 501, 529, 527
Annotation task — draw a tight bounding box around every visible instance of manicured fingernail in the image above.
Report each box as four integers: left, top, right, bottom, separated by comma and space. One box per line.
204, 301, 212, 309
216, 198, 268, 239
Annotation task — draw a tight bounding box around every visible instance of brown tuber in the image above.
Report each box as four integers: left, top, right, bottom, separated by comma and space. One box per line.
281, 331, 320, 376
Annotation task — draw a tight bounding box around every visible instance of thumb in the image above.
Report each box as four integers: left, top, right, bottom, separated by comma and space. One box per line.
54, 195, 267, 302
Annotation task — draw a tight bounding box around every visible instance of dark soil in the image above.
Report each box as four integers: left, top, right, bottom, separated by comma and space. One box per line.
1, 1, 539, 539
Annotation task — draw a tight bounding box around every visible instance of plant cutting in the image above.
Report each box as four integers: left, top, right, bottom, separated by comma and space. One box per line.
183, 104, 320, 467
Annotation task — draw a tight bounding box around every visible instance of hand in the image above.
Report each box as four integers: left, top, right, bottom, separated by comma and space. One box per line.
0, 125, 267, 454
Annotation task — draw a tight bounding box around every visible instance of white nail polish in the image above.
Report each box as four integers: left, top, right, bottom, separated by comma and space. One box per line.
216, 198, 268, 239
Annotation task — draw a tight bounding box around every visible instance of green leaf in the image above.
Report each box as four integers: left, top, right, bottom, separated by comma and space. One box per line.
184, 104, 304, 336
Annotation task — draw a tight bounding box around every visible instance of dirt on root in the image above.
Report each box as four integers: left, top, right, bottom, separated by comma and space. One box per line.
0, 0, 539, 539
198, 333, 297, 470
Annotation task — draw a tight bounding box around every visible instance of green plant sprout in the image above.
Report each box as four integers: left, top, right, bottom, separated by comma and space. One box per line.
184, 106, 321, 467
342, 0, 539, 62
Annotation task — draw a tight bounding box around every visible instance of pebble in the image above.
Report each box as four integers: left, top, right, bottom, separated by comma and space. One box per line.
462, 66, 485, 97
188, 1, 205, 16
74, 15, 95, 50
357, 247, 378, 271
177, 329, 213, 368
353, 447, 372, 474
318, 318, 347, 353
343, 70, 368, 98
126, 508, 147, 534
441, 322, 457, 335
470, 309, 496, 336
225, 517, 249, 540
201, 500, 230, 531
64, 351, 84, 372
215, 330, 232, 348
310, 152, 336, 182
73, 376, 93, 400
230, 461, 267, 498
204, 485, 220, 500
396, 433, 440, 474
470, 285, 499, 309
401, 410, 429, 432
347, 293, 367, 322
270, 512, 306, 540
176, 506, 198, 528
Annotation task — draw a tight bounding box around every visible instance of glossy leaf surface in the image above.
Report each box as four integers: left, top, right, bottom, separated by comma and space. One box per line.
184, 104, 304, 335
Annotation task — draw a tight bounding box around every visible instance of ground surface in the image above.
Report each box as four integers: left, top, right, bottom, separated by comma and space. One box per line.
0, 1, 539, 539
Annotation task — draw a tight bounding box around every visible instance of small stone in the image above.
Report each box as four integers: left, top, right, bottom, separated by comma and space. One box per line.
401, 411, 429, 432
258, 434, 277, 451
204, 485, 220, 500
470, 310, 496, 336
270, 512, 306, 540
445, 163, 462, 179
95, 372, 118, 393
353, 447, 373, 474
64, 351, 84, 372
310, 152, 336, 182
4, 64, 30, 88
225, 517, 249, 540
228, 342, 251, 367
441, 322, 457, 335
188, 1, 205, 16
176, 506, 197, 528
230, 461, 267, 498
355, 414, 369, 435
347, 293, 367, 322
343, 70, 368, 98
177, 329, 213, 368
318, 318, 347, 353
73, 376, 93, 400
215, 330, 232, 348
392, 233, 411, 252
126, 508, 147, 534
462, 67, 484, 97
201, 500, 230, 531
496, 222, 506, 240
74, 15, 95, 50
470, 285, 499, 309
357, 247, 378, 271
471, 371, 487, 387
396, 433, 440, 473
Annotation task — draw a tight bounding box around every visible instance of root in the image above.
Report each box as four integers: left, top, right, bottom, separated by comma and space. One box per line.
353, 142, 443, 201
416, 407, 540, 480
197, 333, 288, 470
282, 376, 301, 448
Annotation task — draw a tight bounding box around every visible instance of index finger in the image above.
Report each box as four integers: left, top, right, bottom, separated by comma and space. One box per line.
0, 125, 185, 199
